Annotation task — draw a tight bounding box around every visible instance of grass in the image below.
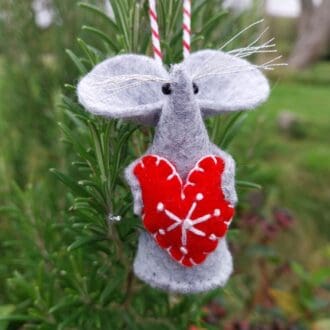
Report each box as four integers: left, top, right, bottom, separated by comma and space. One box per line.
231, 74, 330, 247
219, 74, 330, 324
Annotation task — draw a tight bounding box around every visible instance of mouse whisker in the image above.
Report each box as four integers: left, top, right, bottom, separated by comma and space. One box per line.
91, 74, 168, 86
194, 55, 287, 80
192, 19, 265, 78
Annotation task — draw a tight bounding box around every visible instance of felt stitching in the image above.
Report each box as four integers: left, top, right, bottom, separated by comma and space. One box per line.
133, 154, 235, 268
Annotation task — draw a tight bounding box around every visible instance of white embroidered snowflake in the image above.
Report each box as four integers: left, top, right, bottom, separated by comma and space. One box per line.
155, 193, 224, 255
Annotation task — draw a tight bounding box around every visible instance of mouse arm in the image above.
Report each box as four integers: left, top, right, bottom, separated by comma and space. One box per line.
124, 159, 143, 216
211, 145, 238, 207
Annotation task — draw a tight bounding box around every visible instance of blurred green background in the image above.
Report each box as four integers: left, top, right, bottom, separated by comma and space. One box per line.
0, 0, 329, 329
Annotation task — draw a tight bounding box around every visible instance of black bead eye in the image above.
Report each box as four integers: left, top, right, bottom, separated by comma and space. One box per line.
193, 82, 199, 94
162, 83, 172, 95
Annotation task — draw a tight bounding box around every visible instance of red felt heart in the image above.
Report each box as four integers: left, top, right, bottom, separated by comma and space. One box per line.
133, 155, 235, 267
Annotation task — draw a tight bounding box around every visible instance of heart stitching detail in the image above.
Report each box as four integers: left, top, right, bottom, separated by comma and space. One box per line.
133, 154, 235, 267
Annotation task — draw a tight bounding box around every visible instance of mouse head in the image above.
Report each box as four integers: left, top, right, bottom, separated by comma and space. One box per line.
77, 50, 270, 126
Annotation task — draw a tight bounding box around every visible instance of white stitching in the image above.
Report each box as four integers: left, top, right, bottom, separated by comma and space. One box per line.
209, 234, 217, 241
138, 154, 234, 266
180, 246, 188, 255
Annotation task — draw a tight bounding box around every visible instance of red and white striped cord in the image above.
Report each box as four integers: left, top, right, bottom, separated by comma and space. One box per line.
148, 0, 163, 64
148, 0, 192, 63
183, 0, 191, 58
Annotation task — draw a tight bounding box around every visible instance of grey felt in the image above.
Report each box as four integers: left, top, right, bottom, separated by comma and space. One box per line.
78, 51, 270, 293
149, 65, 210, 177
77, 51, 269, 125
134, 231, 232, 293
125, 142, 236, 294
124, 66, 237, 293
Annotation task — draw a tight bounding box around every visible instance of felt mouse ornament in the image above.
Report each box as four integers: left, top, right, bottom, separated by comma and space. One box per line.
77, 3, 279, 293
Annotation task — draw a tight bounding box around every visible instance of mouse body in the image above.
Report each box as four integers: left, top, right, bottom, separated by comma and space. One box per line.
78, 50, 270, 293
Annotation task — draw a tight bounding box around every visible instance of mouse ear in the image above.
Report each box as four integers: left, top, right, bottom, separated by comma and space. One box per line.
77, 54, 169, 125
183, 50, 270, 116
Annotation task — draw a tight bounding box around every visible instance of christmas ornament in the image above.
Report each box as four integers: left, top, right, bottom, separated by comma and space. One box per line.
77, 1, 283, 293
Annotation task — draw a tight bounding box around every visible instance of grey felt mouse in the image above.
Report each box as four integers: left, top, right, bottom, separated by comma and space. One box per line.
77, 49, 270, 293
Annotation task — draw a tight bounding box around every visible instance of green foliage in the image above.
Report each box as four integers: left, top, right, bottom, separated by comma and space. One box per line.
0, 1, 250, 328
0, 0, 329, 329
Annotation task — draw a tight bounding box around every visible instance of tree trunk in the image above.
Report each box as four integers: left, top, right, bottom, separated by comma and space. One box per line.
288, 0, 330, 69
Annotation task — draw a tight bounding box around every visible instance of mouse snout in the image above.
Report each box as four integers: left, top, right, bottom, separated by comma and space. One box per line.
169, 65, 195, 97
170, 65, 190, 86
